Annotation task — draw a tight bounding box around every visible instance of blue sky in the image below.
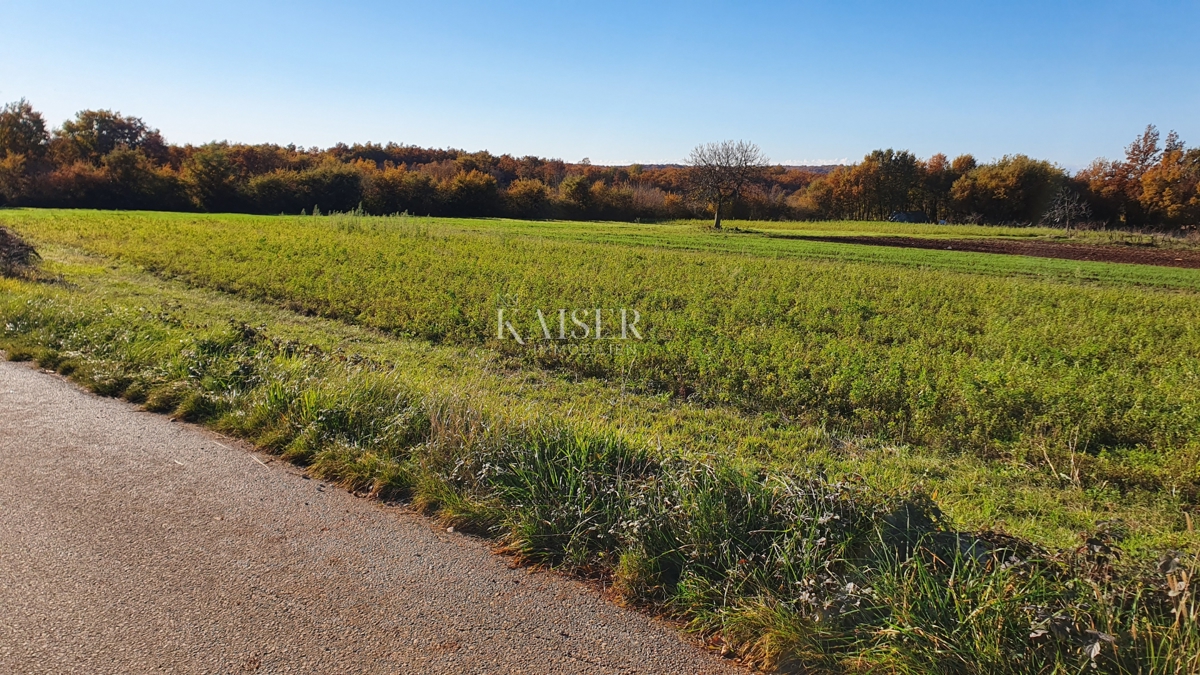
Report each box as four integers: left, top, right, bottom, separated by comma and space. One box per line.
2, 0, 1197, 168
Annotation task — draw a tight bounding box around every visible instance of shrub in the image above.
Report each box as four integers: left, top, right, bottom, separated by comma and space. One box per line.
504, 178, 549, 218
441, 169, 499, 216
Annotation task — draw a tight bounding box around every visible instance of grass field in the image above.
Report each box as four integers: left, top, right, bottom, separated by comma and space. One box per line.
439, 217, 1200, 288
1, 208, 1197, 673
735, 219, 1200, 250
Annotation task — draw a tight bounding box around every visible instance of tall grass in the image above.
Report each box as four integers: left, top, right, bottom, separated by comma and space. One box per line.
4, 209, 1200, 502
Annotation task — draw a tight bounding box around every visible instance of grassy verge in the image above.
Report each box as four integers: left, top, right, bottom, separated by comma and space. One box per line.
2, 242, 1196, 673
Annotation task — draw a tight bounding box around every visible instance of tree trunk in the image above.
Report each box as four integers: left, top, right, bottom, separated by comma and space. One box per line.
713, 198, 722, 229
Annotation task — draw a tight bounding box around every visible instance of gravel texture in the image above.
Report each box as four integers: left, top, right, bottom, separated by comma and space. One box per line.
0, 360, 739, 674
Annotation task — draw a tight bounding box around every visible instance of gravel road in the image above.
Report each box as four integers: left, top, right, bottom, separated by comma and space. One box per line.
0, 360, 740, 675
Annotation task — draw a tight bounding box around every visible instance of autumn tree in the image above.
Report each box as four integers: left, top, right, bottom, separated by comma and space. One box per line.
951, 154, 978, 175
55, 109, 167, 164
182, 144, 242, 212
686, 140, 768, 228
443, 169, 499, 216
1125, 125, 1162, 178
0, 153, 27, 205
950, 155, 1064, 224
0, 99, 48, 205
1117, 125, 1162, 226
913, 154, 949, 222
1138, 131, 1200, 227
0, 99, 49, 159
1078, 125, 1199, 229
97, 147, 188, 210
559, 174, 592, 210
505, 178, 549, 217
362, 165, 437, 215
862, 148, 920, 219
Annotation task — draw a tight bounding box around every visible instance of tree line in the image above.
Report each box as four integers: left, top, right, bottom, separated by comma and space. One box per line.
0, 100, 1196, 229
798, 130, 1200, 230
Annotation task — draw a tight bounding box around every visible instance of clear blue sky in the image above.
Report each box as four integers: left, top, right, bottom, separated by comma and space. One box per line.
2, 0, 1197, 168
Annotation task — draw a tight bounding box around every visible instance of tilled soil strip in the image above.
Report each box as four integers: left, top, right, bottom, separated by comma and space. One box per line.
780, 234, 1200, 269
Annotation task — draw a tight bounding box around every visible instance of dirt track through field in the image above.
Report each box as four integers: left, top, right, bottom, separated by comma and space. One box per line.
781, 234, 1200, 268
0, 360, 739, 675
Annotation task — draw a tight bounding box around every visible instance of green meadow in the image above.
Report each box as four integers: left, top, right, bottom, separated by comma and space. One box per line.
1, 208, 1197, 673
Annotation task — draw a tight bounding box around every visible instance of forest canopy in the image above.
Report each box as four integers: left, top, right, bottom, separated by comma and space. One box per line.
1, 100, 1196, 229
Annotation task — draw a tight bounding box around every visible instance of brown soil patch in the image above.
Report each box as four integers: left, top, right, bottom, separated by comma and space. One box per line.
0, 225, 41, 278
788, 235, 1200, 269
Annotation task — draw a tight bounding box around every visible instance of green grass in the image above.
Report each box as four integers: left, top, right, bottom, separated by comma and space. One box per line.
4, 209, 1199, 463
665, 218, 1200, 252
443, 217, 1200, 288
1, 209, 1198, 672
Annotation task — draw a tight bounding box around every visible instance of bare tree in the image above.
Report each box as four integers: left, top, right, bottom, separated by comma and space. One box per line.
1042, 187, 1092, 231
686, 140, 768, 228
